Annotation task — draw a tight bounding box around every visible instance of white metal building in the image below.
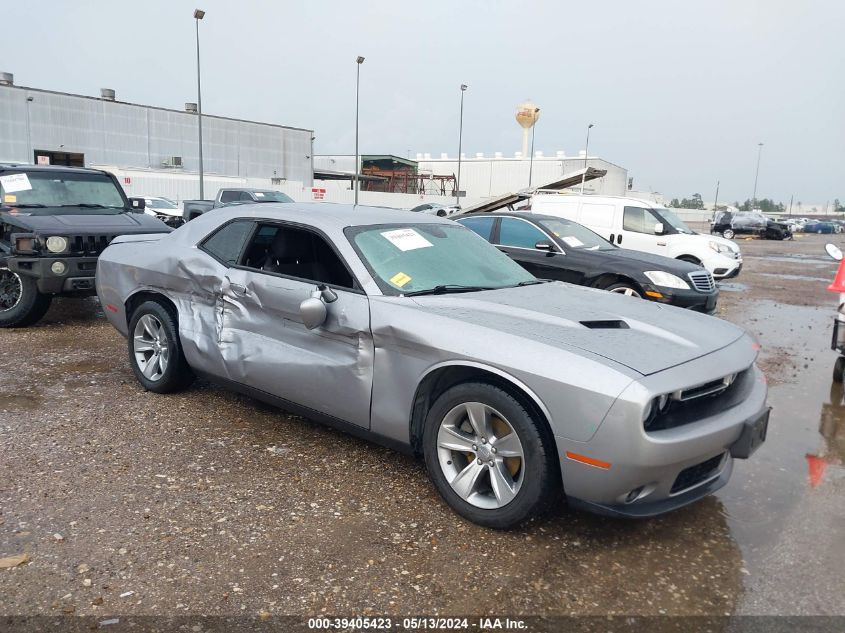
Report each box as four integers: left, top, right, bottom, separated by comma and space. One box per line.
0, 74, 313, 188
414, 151, 629, 199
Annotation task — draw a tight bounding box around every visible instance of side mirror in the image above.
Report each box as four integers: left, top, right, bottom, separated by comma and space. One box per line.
654, 222, 664, 235
129, 197, 146, 212
826, 243, 843, 261
300, 297, 327, 330
535, 240, 554, 252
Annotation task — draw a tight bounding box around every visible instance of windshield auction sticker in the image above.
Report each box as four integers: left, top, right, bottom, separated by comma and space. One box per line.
381, 228, 433, 251
0, 173, 33, 193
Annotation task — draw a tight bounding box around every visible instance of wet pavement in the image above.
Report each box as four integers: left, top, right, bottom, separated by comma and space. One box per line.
0, 234, 843, 619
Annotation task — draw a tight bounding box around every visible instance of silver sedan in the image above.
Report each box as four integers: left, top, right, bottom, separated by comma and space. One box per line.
96, 203, 769, 528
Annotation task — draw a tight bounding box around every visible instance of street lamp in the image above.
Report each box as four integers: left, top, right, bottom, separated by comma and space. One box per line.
455, 84, 467, 205
528, 107, 540, 188
354, 55, 365, 205
580, 123, 594, 193
194, 8, 205, 199
752, 142, 764, 209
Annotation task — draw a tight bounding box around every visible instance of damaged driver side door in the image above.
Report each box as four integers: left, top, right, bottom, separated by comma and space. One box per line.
219, 222, 374, 429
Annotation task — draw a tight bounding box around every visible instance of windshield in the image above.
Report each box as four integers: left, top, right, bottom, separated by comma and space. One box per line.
255, 191, 293, 203
652, 207, 694, 234
347, 223, 535, 296
0, 170, 126, 214
147, 198, 178, 209
537, 218, 615, 251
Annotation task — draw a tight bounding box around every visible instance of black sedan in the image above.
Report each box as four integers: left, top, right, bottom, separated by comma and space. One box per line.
457, 212, 718, 313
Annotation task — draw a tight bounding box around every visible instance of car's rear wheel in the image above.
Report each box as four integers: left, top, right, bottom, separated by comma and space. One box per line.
604, 281, 642, 298
834, 357, 845, 383
722, 229, 735, 239
423, 382, 557, 529
128, 300, 194, 393
0, 267, 52, 328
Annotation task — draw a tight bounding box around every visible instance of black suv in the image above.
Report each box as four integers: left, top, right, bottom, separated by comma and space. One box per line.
0, 164, 171, 327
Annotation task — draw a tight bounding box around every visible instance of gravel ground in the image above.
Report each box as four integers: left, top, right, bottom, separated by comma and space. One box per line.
0, 231, 843, 622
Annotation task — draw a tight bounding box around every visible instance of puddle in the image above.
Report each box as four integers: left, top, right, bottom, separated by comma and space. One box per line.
0, 393, 42, 411
718, 282, 748, 292
715, 300, 845, 613
758, 272, 834, 283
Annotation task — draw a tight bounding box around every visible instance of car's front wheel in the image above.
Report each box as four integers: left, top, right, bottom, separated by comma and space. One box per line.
722, 229, 735, 239
423, 382, 557, 529
128, 300, 195, 393
604, 281, 643, 298
0, 267, 52, 328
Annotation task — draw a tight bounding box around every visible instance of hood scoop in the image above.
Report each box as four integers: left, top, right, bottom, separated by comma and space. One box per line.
580, 319, 629, 330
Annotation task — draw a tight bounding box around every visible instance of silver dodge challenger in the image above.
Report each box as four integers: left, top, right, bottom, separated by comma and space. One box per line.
96, 203, 769, 528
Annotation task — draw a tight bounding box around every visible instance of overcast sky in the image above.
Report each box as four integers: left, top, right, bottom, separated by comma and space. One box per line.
4, 1, 842, 205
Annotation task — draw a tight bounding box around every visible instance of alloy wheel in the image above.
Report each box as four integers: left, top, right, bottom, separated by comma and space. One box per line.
0, 269, 23, 312
436, 401, 525, 509
610, 286, 641, 298
133, 314, 170, 382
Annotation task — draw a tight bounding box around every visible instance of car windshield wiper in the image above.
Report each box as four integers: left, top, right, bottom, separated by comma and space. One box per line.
403, 284, 498, 297
513, 279, 552, 287
58, 203, 109, 208
4, 203, 46, 208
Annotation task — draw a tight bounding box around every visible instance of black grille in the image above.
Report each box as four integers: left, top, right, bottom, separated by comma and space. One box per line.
688, 270, 716, 292
671, 454, 724, 494
71, 234, 115, 255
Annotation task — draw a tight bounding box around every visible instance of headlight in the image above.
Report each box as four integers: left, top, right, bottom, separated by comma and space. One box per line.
51, 261, 67, 275
643, 271, 690, 289
46, 236, 68, 253
708, 240, 732, 254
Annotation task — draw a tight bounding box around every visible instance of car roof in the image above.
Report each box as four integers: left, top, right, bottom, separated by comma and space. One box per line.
209, 202, 453, 230
0, 163, 112, 176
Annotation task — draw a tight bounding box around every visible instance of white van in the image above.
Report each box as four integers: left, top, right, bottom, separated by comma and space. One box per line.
527, 194, 742, 279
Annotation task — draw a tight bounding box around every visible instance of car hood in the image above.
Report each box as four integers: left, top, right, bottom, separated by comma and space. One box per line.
1, 211, 170, 234
410, 283, 745, 376
609, 248, 701, 274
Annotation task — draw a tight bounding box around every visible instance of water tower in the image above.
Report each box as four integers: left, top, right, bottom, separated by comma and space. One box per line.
515, 101, 540, 158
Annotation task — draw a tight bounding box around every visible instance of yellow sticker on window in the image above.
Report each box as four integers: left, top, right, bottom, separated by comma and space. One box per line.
4, 194, 16, 203
390, 272, 412, 287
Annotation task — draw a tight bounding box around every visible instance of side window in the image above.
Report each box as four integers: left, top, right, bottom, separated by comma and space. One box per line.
458, 217, 496, 242
239, 191, 254, 201
219, 190, 240, 204
498, 218, 547, 249
241, 223, 355, 289
623, 206, 656, 234
200, 220, 254, 266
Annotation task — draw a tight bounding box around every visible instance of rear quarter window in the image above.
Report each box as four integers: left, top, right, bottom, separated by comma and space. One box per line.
200, 220, 254, 266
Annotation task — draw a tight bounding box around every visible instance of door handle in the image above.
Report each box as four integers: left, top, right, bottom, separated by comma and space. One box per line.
609, 233, 615, 243
617, 234, 623, 245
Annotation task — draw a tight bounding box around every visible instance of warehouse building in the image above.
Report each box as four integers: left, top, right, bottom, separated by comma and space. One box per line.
0, 73, 314, 193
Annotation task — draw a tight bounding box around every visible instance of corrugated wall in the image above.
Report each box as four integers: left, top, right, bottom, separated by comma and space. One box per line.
0, 84, 313, 184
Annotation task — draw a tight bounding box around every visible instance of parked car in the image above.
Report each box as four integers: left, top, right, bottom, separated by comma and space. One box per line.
0, 164, 171, 327
96, 202, 769, 528
526, 194, 743, 279
457, 213, 718, 313
142, 196, 185, 228
803, 221, 838, 234
183, 188, 294, 220
409, 202, 461, 217
711, 210, 791, 240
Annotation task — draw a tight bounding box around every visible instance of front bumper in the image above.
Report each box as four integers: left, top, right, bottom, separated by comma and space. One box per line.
556, 349, 768, 518
7, 256, 98, 294
702, 253, 742, 279
643, 285, 718, 314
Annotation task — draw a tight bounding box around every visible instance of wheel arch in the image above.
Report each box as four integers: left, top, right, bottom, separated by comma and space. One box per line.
408, 361, 559, 477
590, 273, 642, 293
124, 289, 179, 328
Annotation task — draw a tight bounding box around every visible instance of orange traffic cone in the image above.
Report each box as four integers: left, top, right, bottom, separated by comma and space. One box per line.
829, 258, 845, 292
805, 453, 827, 488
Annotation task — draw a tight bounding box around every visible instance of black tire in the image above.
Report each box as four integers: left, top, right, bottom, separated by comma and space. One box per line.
603, 281, 643, 298
127, 300, 195, 393
722, 229, 735, 239
834, 357, 845, 383
0, 268, 52, 328
422, 382, 558, 529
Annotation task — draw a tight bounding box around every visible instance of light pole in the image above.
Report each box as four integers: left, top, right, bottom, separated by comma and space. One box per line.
752, 142, 763, 209
193, 8, 205, 199
580, 123, 594, 193
455, 84, 467, 205
713, 180, 720, 211
354, 56, 365, 205
528, 107, 540, 188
